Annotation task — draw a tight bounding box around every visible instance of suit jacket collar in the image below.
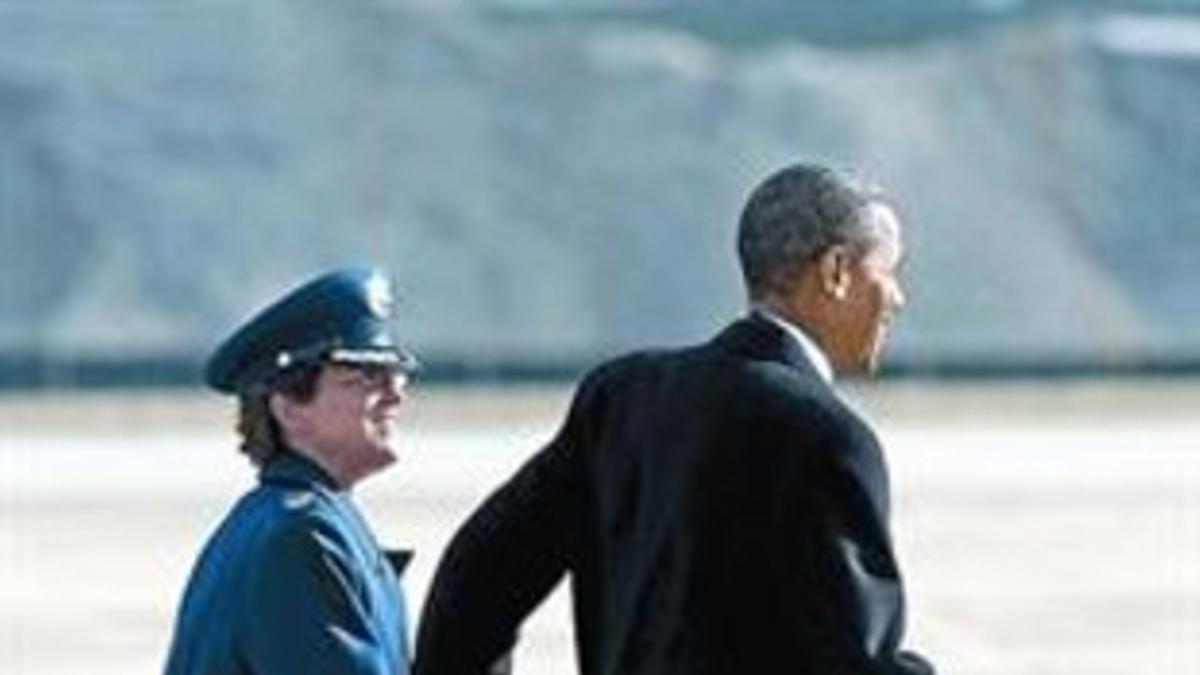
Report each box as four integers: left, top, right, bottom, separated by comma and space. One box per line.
753, 309, 834, 384
711, 313, 830, 384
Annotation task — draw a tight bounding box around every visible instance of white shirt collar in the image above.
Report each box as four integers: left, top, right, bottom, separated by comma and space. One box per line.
754, 308, 835, 384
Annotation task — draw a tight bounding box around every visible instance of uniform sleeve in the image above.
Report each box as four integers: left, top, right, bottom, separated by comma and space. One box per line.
243, 516, 395, 675
413, 378, 596, 675
771, 405, 936, 675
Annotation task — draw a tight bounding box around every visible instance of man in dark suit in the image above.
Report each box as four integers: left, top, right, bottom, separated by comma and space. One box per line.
415, 164, 936, 675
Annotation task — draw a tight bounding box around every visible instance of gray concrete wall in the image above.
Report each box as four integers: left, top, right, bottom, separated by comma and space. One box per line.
0, 2, 1196, 377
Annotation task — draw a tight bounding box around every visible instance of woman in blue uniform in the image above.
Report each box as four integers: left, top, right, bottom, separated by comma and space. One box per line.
164, 267, 417, 675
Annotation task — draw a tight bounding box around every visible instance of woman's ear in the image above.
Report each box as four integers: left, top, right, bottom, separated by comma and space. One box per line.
268, 391, 304, 441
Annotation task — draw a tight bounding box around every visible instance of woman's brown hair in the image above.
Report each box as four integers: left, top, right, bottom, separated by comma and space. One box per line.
235, 364, 323, 466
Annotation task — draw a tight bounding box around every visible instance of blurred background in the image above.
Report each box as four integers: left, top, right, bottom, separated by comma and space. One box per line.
0, 1, 1197, 674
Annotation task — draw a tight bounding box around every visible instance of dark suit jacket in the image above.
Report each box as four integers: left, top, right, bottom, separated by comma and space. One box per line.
415, 315, 934, 675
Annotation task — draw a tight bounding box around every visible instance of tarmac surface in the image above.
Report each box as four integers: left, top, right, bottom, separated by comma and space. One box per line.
1, 380, 1198, 675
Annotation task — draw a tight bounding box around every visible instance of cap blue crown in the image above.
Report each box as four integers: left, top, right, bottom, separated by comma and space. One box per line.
204, 267, 417, 394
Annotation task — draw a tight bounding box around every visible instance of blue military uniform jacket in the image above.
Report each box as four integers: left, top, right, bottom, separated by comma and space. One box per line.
165, 450, 410, 675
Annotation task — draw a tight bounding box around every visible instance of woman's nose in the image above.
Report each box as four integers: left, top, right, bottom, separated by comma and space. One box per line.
380, 373, 408, 403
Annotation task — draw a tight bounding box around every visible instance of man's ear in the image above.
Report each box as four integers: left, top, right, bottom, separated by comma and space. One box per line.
817, 245, 852, 301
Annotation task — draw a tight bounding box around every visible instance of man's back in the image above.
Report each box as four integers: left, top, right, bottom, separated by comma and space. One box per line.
416, 315, 928, 675
417, 162, 938, 675
568, 317, 896, 674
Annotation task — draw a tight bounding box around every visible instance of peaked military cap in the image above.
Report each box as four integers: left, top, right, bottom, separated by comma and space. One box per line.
204, 267, 418, 394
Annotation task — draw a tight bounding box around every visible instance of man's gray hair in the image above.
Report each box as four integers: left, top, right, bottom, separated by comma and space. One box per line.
737, 163, 885, 300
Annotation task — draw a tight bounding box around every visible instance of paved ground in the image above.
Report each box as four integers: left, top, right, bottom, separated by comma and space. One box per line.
1, 381, 1198, 674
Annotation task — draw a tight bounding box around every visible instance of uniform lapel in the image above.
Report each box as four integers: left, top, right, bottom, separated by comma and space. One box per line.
384, 549, 415, 578
260, 451, 397, 580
